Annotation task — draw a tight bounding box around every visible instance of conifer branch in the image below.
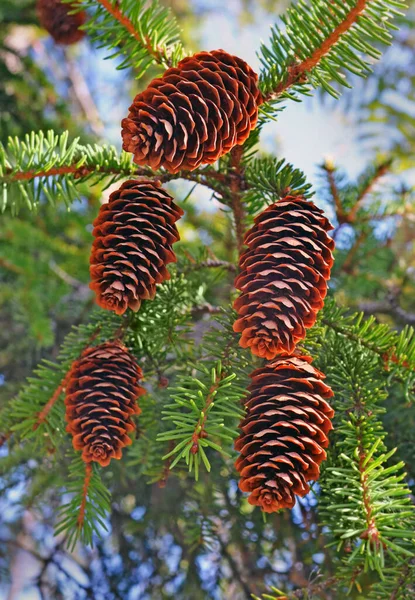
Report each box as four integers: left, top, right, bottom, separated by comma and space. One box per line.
77, 462, 93, 530
68, 0, 186, 78
260, 0, 405, 102
321, 161, 348, 224
265, 0, 369, 102
229, 146, 247, 254
348, 160, 392, 221
0, 131, 230, 212
33, 373, 69, 432
96, 0, 168, 66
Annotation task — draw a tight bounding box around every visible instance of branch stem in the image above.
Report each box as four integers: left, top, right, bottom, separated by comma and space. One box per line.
265, 0, 368, 102
77, 462, 93, 529
96, 0, 168, 65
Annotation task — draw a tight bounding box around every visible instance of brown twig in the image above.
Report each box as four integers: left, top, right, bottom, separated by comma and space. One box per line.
64, 50, 104, 137
229, 146, 247, 255
33, 373, 69, 431
322, 162, 347, 225
340, 230, 366, 274
190, 340, 234, 454
265, 0, 369, 102
3, 163, 228, 194
347, 161, 391, 222
77, 462, 93, 529
97, 0, 168, 66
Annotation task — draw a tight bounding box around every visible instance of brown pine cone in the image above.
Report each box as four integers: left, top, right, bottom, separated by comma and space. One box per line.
235, 355, 334, 513
233, 196, 334, 359
65, 341, 145, 467
90, 179, 183, 315
121, 50, 263, 173
36, 0, 86, 45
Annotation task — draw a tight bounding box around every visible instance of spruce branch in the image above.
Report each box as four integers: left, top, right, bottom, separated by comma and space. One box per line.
260, 0, 406, 102
33, 372, 70, 432
318, 343, 415, 582
244, 157, 313, 216
157, 311, 251, 479
67, 0, 186, 78
56, 457, 111, 550
0, 131, 229, 213
77, 462, 93, 531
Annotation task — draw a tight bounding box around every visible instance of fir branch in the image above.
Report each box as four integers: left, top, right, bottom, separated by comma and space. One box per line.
33, 372, 70, 432
319, 341, 415, 578
0, 131, 228, 213
0, 310, 121, 444
260, 0, 406, 102
244, 157, 313, 216
56, 456, 111, 550
347, 159, 392, 221
229, 146, 247, 255
321, 160, 348, 224
68, 0, 186, 78
77, 462, 93, 531
157, 311, 251, 479
318, 300, 415, 403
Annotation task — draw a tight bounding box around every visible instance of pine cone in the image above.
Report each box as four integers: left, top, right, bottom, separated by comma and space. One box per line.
121, 50, 263, 173
65, 341, 145, 467
36, 0, 86, 45
233, 196, 334, 359
235, 355, 334, 513
90, 179, 183, 315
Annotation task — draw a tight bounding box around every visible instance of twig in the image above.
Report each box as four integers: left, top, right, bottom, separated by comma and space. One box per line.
77, 462, 93, 529
33, 373, 69, 431
229, 146, 247, 255
322, 162, 347, 225
3, 163, 228, 194
348, 161, 391, 222
49, 260, 89, 292
186, 259, 237, 273
218, 537, 254, 600
265, 0, 368, 102
97, 0, 171, 66
190, 340, 234, 454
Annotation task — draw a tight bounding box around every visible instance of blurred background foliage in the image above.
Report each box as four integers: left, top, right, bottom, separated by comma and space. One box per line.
0, 0, 414, 599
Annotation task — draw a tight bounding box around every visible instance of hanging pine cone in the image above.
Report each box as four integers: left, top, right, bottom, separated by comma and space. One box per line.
235, 355, 334, 513
65, 341, 145, 467
90, 179, 183, 315
233, 196, 334, 359
36, 0, 86, 45
121, 50, 263, 173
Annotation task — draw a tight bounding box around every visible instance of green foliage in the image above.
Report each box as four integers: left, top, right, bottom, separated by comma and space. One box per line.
259, 0, 406, 100
157, 312, 250, 479
244, 156, 314, 215
319, 341, 415, 578
0, 130, 140, 213
55, 457, 111, 551
68, 0, 186, 78
319, 299, 415, 403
